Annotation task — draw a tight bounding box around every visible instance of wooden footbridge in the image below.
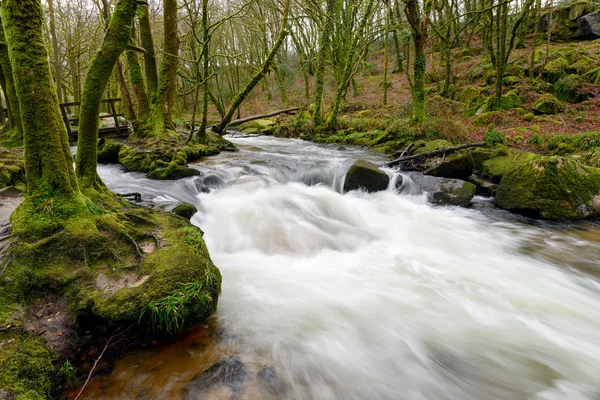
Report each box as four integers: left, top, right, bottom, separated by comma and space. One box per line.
59, 98, 131, 142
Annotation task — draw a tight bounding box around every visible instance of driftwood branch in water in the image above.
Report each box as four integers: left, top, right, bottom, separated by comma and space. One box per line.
386, 142, 485, 167
226, 107, 301, 129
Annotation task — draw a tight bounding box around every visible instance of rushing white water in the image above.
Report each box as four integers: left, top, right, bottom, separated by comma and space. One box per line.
97, 136, 600, 400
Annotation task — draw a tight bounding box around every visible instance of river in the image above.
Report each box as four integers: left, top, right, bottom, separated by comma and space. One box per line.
76, 136, 600, 400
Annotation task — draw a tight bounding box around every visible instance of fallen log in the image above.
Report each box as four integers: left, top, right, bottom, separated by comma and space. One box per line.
386, 142, 485, 168
226, 107, 300, 128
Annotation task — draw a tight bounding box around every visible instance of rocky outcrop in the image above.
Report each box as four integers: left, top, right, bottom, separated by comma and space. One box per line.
496, 156, 600, 220
343, 160, 389, 193
540, 1, 600, 41
402, 172, 476, 207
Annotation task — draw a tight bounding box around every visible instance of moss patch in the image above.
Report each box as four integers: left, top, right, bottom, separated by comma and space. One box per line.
482, 151, 540, 183
0, 330, 56, 400
496, 156, 600, 220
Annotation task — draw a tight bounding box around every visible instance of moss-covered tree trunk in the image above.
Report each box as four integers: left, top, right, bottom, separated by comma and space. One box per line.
153, 0, 179, 132
313, 0, 337, 128
403, 0, 431, 123
212, 0, 290, 134
139, 4, 158, 96
325, 0, 375, 129
2, 0, 89, 235
0, 16, 22, 142
76, 0, 138, 191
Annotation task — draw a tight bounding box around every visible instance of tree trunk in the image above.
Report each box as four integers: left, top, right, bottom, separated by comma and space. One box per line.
76, 0, 137, 191
47, 0, 63, 104
2, 0, 87, 230
213, 0, 290, 134
0, 16, 22, 140
313, 0, 336, 127
138, 4, 158, 96
154, 0, 180, 131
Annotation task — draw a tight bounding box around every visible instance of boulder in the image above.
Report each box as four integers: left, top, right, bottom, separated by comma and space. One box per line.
554, 74, 590, 103
496, 156, 600, 220
542, 58, 568, 83
97, 139, 122, 164
172, 203, 198, 220
532, 93, 562, 115
343, 160, 389, 193
403, 172, 476, 207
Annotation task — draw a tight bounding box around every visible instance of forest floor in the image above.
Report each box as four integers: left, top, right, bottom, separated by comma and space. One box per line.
189, 36, 600, 145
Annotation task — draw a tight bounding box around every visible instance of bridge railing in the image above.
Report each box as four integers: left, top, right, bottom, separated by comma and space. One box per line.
59, 98, 130, 142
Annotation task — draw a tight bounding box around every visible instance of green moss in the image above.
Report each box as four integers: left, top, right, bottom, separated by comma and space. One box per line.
343, 159, 389, 193
483, 130, 506, 146
496, 157, 600, 220
566, 59, 591, 75
523, 113, 535, 121
503, 76, 521, 86
542, 57, 568, 83
532, 94, 562, 115
97, 139, 123, 164
172, 203, 198, 220
238, 119, 277, 135
92, 215, 220, 324
554, 74, 586, 103
412, 139, 453, 154
482, 151, 540, 183
0, 330, 56, 400
146, 163, 200, 180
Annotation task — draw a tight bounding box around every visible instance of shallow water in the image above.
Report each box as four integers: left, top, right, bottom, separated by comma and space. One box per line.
75, 136, 600, 400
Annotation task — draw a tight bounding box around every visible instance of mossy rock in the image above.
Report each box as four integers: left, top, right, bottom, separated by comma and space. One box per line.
458, 85, 482, 107
0, 161, 24, 190
423, 145, 508, 181
172, 203, 198, 220
474, 111, 503, 126
238, 119, 276, 135
532, 93, 563, 115
406, 172, 475, 207
542, 58, 568, 83
566, 59, 592, 75
500, 89, 522, 110
0, 331, 56, 400
147, 164, 201, 180
97, 139, 123, 164
503, 76, 521, 86
583, 67, 600, 83
355, 110, 373, 118
482, 151, 540, 183
343, 159, 389, 193
496, 156, 600, 220
554, 74, 588, 103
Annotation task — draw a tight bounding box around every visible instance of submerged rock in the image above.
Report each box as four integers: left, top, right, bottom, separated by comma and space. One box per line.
183, 356, 248, 399
404, 172, 476, 207
496, 156, 600, 220
343, 160, 389, 193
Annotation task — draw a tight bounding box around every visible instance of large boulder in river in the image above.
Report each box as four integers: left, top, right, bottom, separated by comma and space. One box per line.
238, 119, 277, 135
496, 156, 600, 220
343, 160, 389, 193
404, 172, 476, 207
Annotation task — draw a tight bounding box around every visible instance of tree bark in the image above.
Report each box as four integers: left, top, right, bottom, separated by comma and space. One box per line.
2, 0, 86, 220
313, 0, 336, 127
212, 0, 290, 134
0, 16, 22, 140
76, 0, 138, 191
